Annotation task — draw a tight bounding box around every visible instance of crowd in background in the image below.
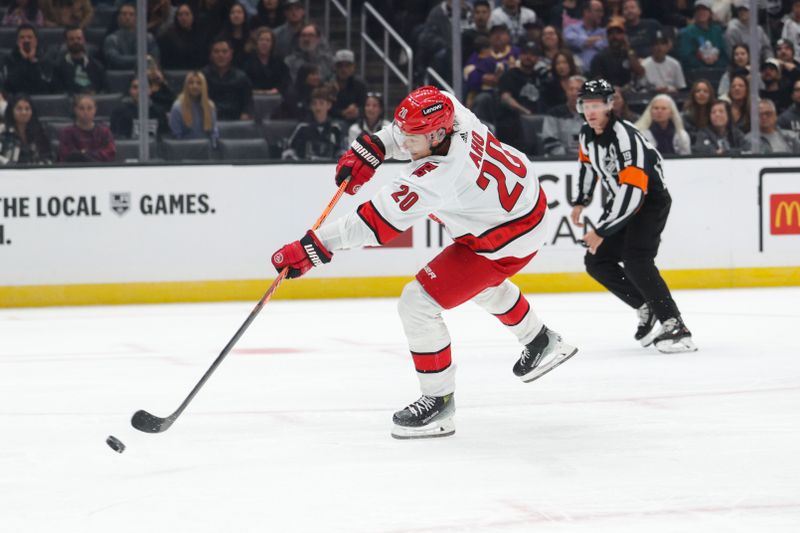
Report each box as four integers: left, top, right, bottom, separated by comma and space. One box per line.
2, 0, 800, 166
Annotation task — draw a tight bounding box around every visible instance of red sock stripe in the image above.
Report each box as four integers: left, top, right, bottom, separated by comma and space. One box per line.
357, 201, 402, 245
411, 344, 452, 373
494, 293, 530, 327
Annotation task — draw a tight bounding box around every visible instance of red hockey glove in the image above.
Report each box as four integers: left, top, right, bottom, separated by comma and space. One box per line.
271, 230, 333, 279
335, 133, 385, 195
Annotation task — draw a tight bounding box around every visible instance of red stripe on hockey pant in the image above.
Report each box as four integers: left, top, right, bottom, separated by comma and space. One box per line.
494, 292, 531, 326
357, 201, 403, 244
411, 345, 452, 373
454, 187, 547, 253
416, 242, 536, 310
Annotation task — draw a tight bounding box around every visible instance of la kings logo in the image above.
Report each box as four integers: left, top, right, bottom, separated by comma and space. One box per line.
110, 192, 131, 216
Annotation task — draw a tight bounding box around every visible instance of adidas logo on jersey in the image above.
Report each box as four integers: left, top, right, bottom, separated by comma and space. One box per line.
304, 244, 323, 266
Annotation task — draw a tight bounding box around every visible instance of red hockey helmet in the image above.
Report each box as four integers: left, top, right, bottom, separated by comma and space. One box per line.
393, 86, 455, 136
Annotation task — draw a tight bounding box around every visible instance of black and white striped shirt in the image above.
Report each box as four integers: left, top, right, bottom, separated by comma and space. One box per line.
575, 115, 667, 237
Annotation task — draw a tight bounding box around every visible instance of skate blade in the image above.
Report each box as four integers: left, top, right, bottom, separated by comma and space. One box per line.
655, 337, 698, 353
391, 417, 455, 440
520, 343, 579, 383
638, 326, 660, 347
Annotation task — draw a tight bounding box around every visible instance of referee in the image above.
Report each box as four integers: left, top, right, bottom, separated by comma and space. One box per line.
570, 79, 696, 353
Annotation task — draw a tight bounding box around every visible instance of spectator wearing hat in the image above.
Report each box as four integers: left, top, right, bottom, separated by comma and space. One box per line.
202, 37, 254, 120
242, 26, 290, 95
282, 87, 344, 160
564, 0, 606, 69
490, 0, 537, 46
495, 41, 547, 149
776, 39, 800, 86
285, 23, 334, 82
641, 31, 686, 94
330, 49, 367, 123
273, 0, 306, 59
760, 58, 791, 114
462, 0, 492, 62
678, 0, 726, 71
778, 78, 800, 136
781, 0, 800, 63
725, 0, 772, 62
622, 0, 662, 59
589, 17, 643, 89
757, 98, 800, 154
1, 24, 51, 96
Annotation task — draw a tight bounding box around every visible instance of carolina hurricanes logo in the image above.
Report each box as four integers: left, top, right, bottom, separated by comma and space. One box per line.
273, 252, 284, 263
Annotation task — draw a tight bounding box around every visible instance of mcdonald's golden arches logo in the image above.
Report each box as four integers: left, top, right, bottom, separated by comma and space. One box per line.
770, 194, 800, 235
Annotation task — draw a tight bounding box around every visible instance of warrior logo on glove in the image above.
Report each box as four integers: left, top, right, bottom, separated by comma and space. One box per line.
271, 230, 333, 278
335, 133, 386, 195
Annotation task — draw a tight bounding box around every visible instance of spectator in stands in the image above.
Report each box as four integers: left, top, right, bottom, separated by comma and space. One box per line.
540, 74, 585, 156
776, 39, 800, 87
285, 23, 334, 82
250, 0, 284, 30
589, 17, 643, 89
219, 2, 251, 67
347, 92, 390, 145
622, 0, 662, 59
58, 93, 115, 162
717, 43, 751, 97
110, 77, 169, 139
682, 79, 716, 140
462, 0, 491, 63
495, 41, 546, 147
564, 0, 606, 70
202, 37, 254, 120
692, 100, 750, 155
273, 0, 305, 59
146, 57, 176, 122
103, 3, 160, 69
778, 78, 800, 135
243, 26, 289, 95
330, 49, 367, 123
678, 0, 727, 71
464, 36, 503, 120
781, 0, 800, 63
51, 26, 105, 94
538, 25, 568, 69
760, 58, 792, 114
193, 0, 233, 38
0, 94, 52, 165
721, 73, 751, 132
547, 0, 580, 31
541, 50, 578, 110
2, 24, 51, 95
725, 0, 772, 62
643, 0, 691, 30
147, 0, 171, 34
612, 86, 639, 122
41, 0, 92, 29
487, 23, 519, 70
641, 31, 686, 94
272, 62, 320, 120
758, 98, 800, 153
2, 0, 44, 27
416, 0, 471, 82
490, 0, 537, 46
282, 86, 343, 160
158, 3, 209, 70
168, 71, 219, 145
636, 94, 691, 155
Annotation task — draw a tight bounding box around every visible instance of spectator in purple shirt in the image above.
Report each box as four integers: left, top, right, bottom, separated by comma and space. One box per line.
59, 94, 116, 163
564, 0, 606, 70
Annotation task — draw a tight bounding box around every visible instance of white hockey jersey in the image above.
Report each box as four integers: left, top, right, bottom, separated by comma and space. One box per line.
317, 92, 548, 261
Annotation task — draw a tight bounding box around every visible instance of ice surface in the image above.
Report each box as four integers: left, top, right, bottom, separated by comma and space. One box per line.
1, 288, 799, 532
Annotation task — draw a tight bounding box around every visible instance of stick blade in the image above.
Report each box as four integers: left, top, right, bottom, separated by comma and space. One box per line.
131, 409, 174, 433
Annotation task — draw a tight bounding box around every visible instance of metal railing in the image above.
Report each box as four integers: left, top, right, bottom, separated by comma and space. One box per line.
307, 0, 352, 51
360, 2, 413, 113
424, 67, 455, 94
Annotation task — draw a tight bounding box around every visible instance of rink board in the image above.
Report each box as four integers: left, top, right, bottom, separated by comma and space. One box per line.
0, 159, 798, 306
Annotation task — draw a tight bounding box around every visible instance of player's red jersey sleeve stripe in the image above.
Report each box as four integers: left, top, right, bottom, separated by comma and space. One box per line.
411, 344, 452, 373
454, 188, 547, 254
493, 293, 530, 327
357, 201, 402, 245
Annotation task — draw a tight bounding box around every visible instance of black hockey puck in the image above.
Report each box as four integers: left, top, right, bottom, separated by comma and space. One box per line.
106, 435, 126, 454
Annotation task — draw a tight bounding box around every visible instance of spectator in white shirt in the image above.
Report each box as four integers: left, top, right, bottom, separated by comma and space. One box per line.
781, 0, 800, 62
491, 0, 537, 46
641, 31, 686, 94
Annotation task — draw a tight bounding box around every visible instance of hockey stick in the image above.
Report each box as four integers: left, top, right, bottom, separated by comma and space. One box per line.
131, 180, 350, 434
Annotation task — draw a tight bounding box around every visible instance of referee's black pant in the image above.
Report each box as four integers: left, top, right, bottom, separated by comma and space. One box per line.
584, 191, 680, 322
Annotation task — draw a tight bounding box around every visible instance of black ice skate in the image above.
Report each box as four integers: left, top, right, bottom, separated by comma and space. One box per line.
653, 317, 697, 353
391, 393, 455, 440
513, 326, 578, 383
635, 303, 659, 347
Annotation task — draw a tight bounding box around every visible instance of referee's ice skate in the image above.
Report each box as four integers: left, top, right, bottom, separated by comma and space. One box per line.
635, 303, 659, 347
513, 325, 578, 382
391, 393, 455, 439
653, 317, 697, 353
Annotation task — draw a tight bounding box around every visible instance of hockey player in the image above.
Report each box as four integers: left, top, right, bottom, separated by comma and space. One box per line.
271, 86, 578, 439
570, 78, 696, 353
